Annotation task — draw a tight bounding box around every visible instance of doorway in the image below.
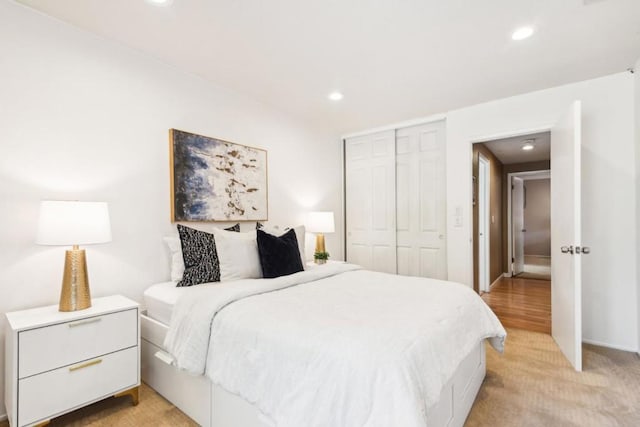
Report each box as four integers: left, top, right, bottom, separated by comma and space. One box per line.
471, 131, 552, 334
508, 170, 551, 281
470, 101, 584, 372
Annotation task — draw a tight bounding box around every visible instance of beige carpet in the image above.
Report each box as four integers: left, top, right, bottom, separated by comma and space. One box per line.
467, 328, 640, 427
2, 328, 639, 426
0, 384, 196, 427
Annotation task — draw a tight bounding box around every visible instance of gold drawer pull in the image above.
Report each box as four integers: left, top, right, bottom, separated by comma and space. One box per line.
69, 359, 102, 372
68, 318, 102, 328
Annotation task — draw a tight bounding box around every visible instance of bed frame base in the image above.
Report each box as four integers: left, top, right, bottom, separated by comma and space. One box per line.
141, 312, 485, 427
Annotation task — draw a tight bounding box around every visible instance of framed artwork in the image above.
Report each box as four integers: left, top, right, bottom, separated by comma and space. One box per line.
169, 129, 268, 222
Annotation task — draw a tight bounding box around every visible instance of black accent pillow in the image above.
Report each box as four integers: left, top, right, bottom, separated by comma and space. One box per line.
256, 228, 304, 279
226, 223, 240, 232
176, 225, 220, 287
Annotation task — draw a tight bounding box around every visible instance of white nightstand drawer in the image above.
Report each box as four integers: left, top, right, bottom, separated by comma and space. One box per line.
18, 346, 138, 426
19, 308, 138, 378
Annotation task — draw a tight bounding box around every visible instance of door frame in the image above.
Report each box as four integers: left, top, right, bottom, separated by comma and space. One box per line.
506, 169, 551, 277
477, 154, 491, 292
468, 126, 552, 286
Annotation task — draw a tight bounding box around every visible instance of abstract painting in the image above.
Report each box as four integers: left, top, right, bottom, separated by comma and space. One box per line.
170, 129, 268, 222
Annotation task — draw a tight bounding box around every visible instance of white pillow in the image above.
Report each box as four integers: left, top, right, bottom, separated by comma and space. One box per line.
163, 235, 184, 282
261, 225, 307, 269
213, 228, 263, 281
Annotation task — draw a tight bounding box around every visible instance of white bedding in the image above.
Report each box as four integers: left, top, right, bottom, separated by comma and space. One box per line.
143, 281, 184, 325
165, 263, 506, 427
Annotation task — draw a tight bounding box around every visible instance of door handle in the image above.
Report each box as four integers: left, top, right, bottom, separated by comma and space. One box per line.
521, 229, 526, 232
576, 246, 591, 254
561, 245, 574, 254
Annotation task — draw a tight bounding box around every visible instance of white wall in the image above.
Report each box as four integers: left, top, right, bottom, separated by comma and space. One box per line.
446, 72, 638, 352
0, 1, 343, 417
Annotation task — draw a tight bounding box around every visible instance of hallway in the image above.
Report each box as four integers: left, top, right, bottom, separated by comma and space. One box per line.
481, 276, 551, 334
515, 255, 551, 280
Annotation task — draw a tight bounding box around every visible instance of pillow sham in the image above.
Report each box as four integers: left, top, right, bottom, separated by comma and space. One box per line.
212, 228, 262, 281
256, 228, 304, 278
165, 223, 239, 282
176, 224, 220, 287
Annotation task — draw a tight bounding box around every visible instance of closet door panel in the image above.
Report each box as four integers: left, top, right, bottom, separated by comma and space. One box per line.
419, 248, 439, 278
395, 121, 447, 279
397, 246, 411, 276
419, 157, 438, 232
345, 131, 396, 272
396, 160, 410, 232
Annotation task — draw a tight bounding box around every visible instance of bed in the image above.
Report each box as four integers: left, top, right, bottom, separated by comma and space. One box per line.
141, 263, 505, 427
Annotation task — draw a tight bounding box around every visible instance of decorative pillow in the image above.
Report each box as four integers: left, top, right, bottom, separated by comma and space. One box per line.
164, 235, 185, 282
225, 223, 241, 232
260, 225, 307, 269
176, 225, 219, 287
256, 228, 304, 278
212, 229, 262, 281
165, 224, 239, 281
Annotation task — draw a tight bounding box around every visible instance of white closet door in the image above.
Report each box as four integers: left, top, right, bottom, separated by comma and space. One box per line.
395, 121, 447, 279
345, 131, 397, 273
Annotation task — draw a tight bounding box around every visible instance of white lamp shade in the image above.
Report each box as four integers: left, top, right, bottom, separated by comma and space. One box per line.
306, 211, 335, 233
36, 201, 112, 246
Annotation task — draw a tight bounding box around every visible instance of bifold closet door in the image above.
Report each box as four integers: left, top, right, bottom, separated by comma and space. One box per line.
395, 121, 447, 279
345, 131, 397, 273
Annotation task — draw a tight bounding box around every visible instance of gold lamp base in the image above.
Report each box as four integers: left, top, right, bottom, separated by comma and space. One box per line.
59, 245, 92, 312
314, 234, 326, 264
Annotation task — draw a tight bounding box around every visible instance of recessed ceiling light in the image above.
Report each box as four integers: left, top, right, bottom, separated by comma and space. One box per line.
145, 0, 173, 6
328, 92, 344, 101
522, 141, 535, 151
512, 26, 534, 41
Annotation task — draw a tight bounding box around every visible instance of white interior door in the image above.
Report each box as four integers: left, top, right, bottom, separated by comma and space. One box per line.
478, 155, 490, 292
345, 131, 397, 273
551, 100, 582, 371
512, 177, 525, 275
395, 121, 447, 279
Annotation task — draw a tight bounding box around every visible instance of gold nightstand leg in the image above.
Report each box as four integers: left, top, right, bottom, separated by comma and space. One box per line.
35, 421, 50, 427
114, 386, 139, 406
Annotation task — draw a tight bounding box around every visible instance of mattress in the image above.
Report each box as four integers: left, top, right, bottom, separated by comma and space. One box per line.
143, 281, 186, 325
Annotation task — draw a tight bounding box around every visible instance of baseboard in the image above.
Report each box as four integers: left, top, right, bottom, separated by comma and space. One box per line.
488, 275, 502, 290
582, 338, 638, 353
502, 272, 511, 278
0, 413, 7, 422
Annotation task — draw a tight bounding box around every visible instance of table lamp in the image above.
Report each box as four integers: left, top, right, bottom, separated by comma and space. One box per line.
307, 211, 335, 262
36, 201, 112, 312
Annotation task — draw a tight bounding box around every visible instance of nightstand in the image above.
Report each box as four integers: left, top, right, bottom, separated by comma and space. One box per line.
4, 295, 140, 427
306, 260, 345, 268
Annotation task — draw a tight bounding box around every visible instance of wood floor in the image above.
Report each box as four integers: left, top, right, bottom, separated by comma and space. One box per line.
481, 276, 551, 334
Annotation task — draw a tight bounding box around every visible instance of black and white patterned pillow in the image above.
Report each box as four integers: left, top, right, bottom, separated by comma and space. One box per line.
177, 225, 220, 287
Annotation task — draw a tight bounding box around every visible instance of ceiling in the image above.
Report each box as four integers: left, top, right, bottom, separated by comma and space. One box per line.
15, 0, 640, 134
481, 132, 551, 165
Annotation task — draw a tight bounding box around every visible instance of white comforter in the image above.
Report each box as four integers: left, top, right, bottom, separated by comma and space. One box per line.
165, 263, 506, 427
